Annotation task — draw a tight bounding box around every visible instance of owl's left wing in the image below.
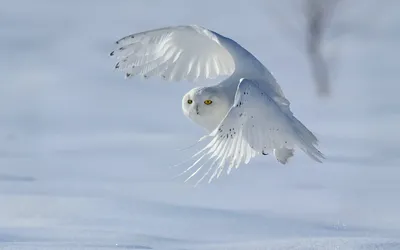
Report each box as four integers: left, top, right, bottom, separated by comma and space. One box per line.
183, 78, 324, 184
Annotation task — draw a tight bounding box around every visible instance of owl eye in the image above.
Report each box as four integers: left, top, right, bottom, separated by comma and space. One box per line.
204, 100, 213, 105
187, 99, 193, 104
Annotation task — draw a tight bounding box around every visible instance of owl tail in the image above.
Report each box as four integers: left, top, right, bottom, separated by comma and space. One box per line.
273, 147, 294, 164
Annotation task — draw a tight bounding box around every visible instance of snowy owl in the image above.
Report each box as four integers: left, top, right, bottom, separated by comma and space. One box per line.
110, 25, 324, 184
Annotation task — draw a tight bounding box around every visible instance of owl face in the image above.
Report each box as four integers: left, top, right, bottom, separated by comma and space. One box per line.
182, 87, 231, 132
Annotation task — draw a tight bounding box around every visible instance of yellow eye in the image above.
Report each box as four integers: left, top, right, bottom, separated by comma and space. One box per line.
187, 99, 193, 104
204, 100, 212, 105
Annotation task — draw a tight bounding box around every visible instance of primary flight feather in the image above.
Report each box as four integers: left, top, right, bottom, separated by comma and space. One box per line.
110, 25, 325, 184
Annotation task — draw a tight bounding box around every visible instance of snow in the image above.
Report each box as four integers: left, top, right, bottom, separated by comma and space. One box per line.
1, 0, 399, 249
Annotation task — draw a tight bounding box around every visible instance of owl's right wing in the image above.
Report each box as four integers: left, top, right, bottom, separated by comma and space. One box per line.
182, 78, 324, 184
110, 25, 287, 98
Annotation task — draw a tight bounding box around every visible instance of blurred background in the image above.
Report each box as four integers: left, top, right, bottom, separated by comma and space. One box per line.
0, 1, 399, 249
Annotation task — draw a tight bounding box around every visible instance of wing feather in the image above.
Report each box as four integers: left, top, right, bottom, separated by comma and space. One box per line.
110, 25, 235, 82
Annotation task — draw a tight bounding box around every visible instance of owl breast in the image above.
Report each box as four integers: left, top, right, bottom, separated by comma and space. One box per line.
194, 109, 226, 132
188, 100, 231, 133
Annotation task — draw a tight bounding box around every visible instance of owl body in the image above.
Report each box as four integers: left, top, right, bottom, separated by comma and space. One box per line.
181, 80, 297, 165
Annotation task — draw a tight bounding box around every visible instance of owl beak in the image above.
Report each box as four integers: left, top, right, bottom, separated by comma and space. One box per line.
196, 105, 200, 115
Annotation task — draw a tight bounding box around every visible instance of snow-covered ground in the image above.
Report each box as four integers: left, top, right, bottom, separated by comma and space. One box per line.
1, 1, 399, 249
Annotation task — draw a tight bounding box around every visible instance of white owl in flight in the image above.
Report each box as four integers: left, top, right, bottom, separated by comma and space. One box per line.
110, 25, 325, 184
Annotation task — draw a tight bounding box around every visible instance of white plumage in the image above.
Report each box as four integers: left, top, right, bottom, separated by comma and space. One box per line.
110, 25, 325, 184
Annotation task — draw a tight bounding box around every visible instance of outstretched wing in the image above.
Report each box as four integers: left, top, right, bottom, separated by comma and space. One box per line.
182, 78, 324, 185
110, 25, 236, 82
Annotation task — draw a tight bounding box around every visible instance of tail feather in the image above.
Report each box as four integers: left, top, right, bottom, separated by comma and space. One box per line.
273, 148, 295, 164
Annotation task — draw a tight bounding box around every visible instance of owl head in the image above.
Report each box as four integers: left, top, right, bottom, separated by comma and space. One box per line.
182, 86, 231, 132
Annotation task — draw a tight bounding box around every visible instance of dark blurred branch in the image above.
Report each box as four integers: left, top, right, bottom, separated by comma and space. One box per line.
303, 0, 341, 97
265, 0, 386, 97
